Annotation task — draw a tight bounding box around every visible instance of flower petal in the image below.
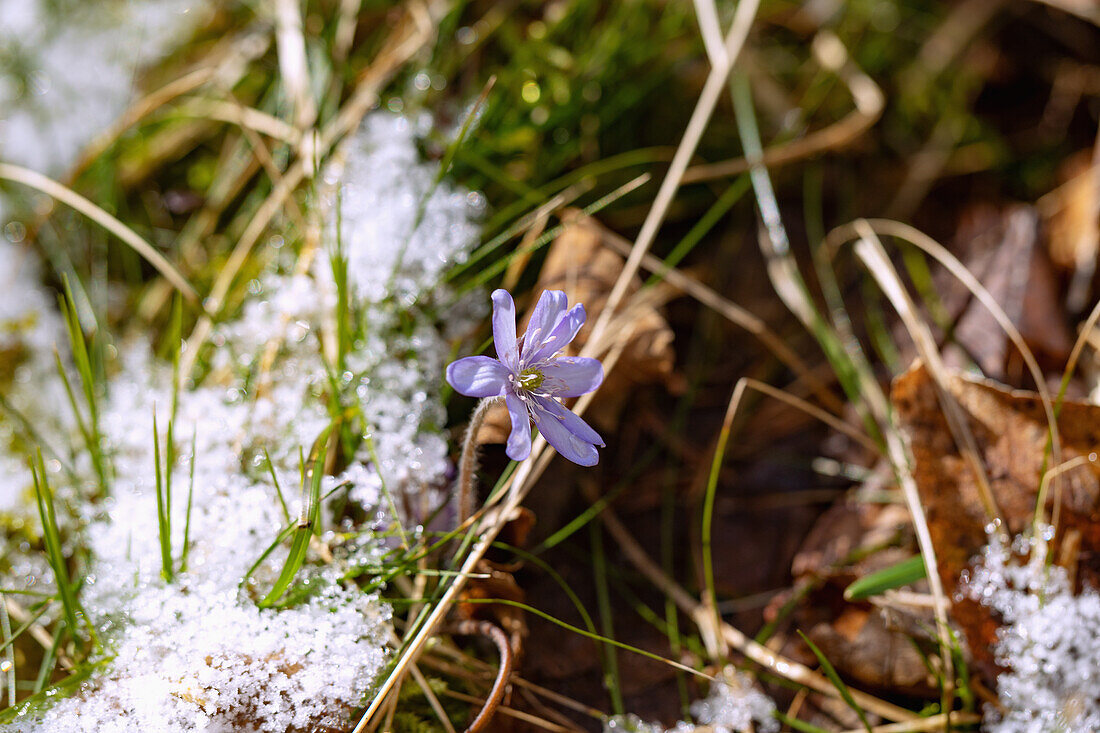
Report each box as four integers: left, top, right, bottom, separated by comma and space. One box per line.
525, 303, 586, 365
533, 395, 604, 446
491, 289, 519, 371
539, 356, 603, 398
530, 396, 602, 466
445, 356, 509, 398
521, 289, 568, 362
504, 391, 532, 461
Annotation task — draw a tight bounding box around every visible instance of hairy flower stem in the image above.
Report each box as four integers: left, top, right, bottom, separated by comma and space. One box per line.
458, 397, 502, 523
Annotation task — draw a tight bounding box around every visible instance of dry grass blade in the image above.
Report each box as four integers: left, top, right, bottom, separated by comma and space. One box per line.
2, 598, 65, 668
698, 374, 876, 660
0, 163, 199, 303
421, 652, 606, 719
233, 101, 308, 234
173, 98, 301, 144
582, 0, 760, 354
334, 0, 364, 64
681, 31, 884, 185
849, 227, 959, 705
407, 663, 457, 733
68, 67, 218, 181
903, 0, 1006, 83
68, 30, 271, 183
729, 378, 879, 454
837, 712, 982, 733
852, 224, 1000, 524
594, 220, 844, 414
692, 0, 726, 65
322, 1, 437, 150
833, 218, 1063, 526
436, 689, 577, 732
274, 0, 317, 130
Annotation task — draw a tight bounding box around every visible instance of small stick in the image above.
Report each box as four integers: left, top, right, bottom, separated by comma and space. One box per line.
451, 620, 514, 733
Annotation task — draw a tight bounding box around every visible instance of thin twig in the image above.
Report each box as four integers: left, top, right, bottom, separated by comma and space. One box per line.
451, 620, 514, 733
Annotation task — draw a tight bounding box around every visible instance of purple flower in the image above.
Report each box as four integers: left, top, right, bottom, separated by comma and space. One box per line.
446, 289, 605, 466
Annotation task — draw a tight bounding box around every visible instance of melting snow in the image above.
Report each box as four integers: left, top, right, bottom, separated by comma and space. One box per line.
966, 529, 1100, 733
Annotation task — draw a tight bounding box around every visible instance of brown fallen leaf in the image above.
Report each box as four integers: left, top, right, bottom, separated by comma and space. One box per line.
784, 497, 936, 695
938, 204, 1073, 378
892, 361, 1100, 678
478, 211, 677, 442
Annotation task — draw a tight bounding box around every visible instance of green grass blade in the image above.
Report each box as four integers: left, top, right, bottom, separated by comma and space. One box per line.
30, 451, 85, 648
152, 411, 173, 583
262, 448, 291, 524
0, 600, 15, 706
56, 279, 110, 496
179, 429, 197, 573
459, 598, 711, 682
798, 630, 872, 733
844, 555, 926, 601
591, 523, 624, 715
0, 658, 109, 724
644, 174, 750, 287
168, 293, 183, 424
258, 437, 330, 608
362, 432, 410, 550
491, 542, 598, 636
32, 618, 63, 694
774, 711, 830, 733
0, 600, 50, 658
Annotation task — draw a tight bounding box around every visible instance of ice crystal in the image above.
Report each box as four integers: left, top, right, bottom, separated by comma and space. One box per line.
326, 113, 480, 304
604, 672, 779, 733
966, 530, 1100, 732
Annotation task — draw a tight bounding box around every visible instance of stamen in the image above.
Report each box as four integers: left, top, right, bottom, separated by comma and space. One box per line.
516, 368, 544, 391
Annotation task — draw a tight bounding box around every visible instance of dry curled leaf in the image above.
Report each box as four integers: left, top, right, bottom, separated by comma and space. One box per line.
892, 361, 1100, 677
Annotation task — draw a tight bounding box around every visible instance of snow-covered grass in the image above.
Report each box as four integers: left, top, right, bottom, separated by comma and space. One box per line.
0, 112, 482, 729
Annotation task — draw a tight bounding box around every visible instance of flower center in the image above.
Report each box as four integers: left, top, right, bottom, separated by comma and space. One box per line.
516, 368, 544, 391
